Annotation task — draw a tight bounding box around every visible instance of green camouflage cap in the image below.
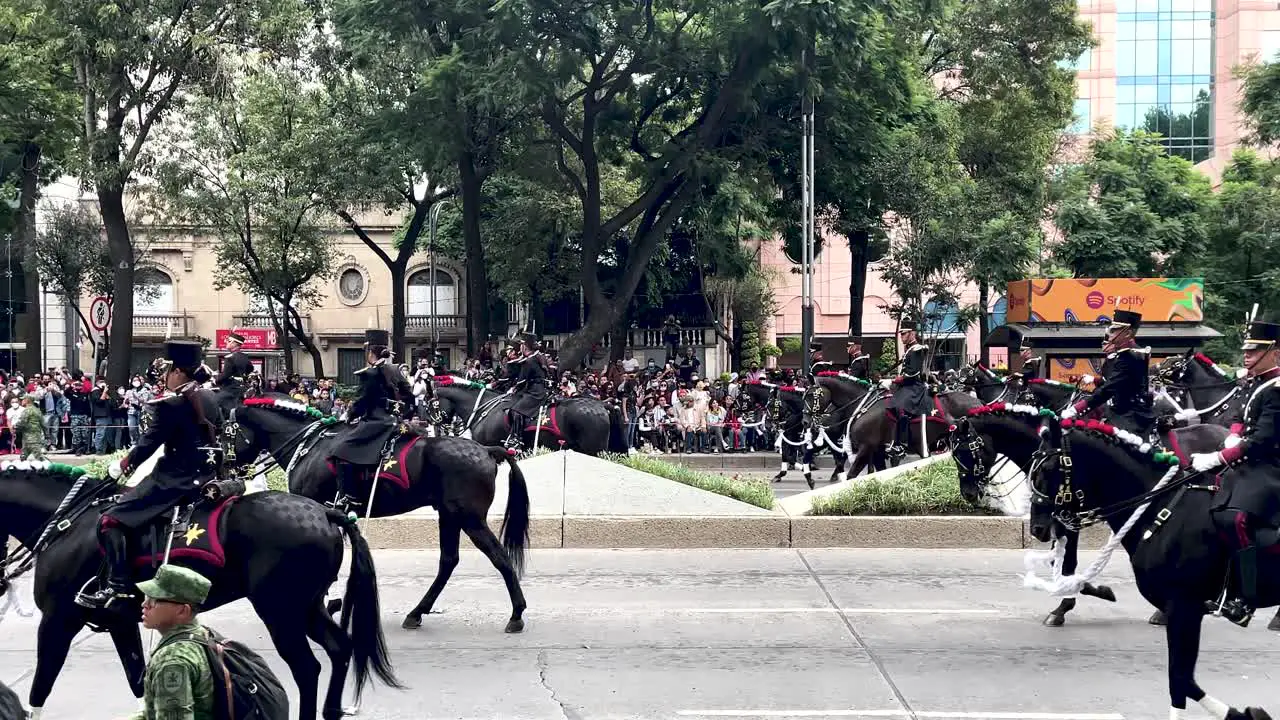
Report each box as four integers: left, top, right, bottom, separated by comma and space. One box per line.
136, 565, 211, 606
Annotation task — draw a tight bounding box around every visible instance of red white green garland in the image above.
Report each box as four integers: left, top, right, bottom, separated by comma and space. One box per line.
243, 397, 340, 425
434, 375, 487, 390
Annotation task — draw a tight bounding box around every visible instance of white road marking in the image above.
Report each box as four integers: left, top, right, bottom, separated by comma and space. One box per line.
677, 711, 1124, 720
673, 608, 1000, 615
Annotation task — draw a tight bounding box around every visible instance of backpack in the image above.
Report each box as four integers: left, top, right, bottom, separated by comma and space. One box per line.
162, 625, 290, 720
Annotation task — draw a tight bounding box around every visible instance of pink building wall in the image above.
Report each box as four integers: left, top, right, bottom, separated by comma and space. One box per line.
751, 235, 1009, 368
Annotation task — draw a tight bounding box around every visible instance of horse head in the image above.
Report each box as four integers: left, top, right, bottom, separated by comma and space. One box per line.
230, 395, 335, 471
949, 418, 993, 505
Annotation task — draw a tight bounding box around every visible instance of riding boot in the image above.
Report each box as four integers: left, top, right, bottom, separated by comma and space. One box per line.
888, 413, 910, 457
1214, 546, 1258, 627
331, 463, 365, 519
504, 410, 525, 451
75, 525, 136, 610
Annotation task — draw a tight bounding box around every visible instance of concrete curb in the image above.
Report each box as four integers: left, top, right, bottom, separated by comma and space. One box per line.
775, 453, 953, 516
352, 512, 1119, 550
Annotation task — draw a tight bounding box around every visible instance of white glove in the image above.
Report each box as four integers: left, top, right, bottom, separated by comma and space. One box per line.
1174, 409, 1200, 422
1225, 434, 1242, 449
1060, 407, 1078, 419
1190, 452, 1223, 473
108, 458, 124, 480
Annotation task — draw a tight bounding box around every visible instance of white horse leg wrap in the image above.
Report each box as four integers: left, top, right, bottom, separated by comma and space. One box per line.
800, 463, 809, 475
1198, 696, 1230, 720
1169, 707, 1185, 720
29, 708, 43, 720
780, 462, 788, 472
837, 471, 848, 482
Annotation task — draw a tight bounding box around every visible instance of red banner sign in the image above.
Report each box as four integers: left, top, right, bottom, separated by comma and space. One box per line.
215, 328, 279, 351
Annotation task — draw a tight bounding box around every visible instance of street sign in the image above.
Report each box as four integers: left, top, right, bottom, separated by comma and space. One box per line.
89, 296, 111, 331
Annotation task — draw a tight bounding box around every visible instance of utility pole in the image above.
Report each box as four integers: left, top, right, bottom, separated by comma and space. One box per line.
800, 37, 816, 375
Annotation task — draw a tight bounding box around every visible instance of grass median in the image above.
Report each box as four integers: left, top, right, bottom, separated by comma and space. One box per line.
809, 458, 1000, 516
601, 452, 776, 510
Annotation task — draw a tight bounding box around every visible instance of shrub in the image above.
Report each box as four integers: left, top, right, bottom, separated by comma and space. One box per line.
601, 452, 775, 510
809, 458, 1001, 516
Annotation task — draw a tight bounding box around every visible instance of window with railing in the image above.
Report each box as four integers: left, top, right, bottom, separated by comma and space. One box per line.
135, 268, 174, 315
408, 269, 457, 316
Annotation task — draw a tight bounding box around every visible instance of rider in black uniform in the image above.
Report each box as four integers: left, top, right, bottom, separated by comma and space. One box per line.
1010, 336, 1042, 388
328, 329, 414, 516
845, 338, 871, 380
1063, 309, 1155, 439
1193, 316, 1280, 626
889, 321, 930, 458
213, 331, 255, 411
77, 340, 223, 611
503, 333, 550, 451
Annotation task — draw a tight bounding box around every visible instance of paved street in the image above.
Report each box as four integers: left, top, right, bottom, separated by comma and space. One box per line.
3, 548, 1278, 719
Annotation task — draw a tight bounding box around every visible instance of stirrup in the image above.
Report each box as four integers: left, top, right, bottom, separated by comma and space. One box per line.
1206, 590, 1254, 627
75, 584, 137, 611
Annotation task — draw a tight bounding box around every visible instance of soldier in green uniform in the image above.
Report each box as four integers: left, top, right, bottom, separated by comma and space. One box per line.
129, 565, 216, 720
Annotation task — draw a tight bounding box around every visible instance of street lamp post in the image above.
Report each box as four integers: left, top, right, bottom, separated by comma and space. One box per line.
800, 41, 816, 375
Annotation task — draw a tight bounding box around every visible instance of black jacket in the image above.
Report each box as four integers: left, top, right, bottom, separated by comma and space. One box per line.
123, 388, 222, 480
1227, 373, 1280, 467
349, 361, 414, 421
1082, 347, 1151, 415
846, 353, 871, 379
215, 350, 254, 388
900, 344, 927, 385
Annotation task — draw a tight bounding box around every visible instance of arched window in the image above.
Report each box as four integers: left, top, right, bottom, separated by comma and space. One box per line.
408, 269, 456, 316
988, 296, 1008, 331
134, 267, 174, 315
923, 298, 962, 335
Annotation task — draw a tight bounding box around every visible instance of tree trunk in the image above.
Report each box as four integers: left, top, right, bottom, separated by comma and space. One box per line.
977, 280, 991, 366
390, 255, 410, 362
284, 302, 324, 377
608, 306, 631, 363
12, 142, 42, 371
99, 187, 134, 388
276, 303, 294, 376
848, 230, 870, 339
459, 150, 488, 357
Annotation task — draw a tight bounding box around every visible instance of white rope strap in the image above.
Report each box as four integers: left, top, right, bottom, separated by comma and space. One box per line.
1022, 463, 1181, 597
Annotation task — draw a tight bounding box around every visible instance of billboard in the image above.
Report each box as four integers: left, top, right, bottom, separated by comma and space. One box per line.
1006, 278, 1203, 325
215, 328, 279, 351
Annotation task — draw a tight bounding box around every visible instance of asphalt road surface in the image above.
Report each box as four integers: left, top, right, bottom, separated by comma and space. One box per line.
2, 548, 1277, 720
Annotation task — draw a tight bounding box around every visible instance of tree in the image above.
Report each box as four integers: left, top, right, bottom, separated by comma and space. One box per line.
1197, 150, 1280, 359
501, 0, 913, 367
152, 66, 334, 376
46, 0, 305, 387
1050, 130, 1214, 278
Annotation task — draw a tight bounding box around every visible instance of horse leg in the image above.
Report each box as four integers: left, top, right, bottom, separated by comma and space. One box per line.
107, 623, 146, 705
402, 514, 461, 630
1267, 608, 1280, 632
27, 610, 85, 714
829, 449, 847, 483
306, 601, 354, 719
772, 445, 790, 483
259, 608, 322, 720
460, 515, 527, 633
1044, 531, 1116, 626
801, 445, 815, 490
1165, 599, 1209, 719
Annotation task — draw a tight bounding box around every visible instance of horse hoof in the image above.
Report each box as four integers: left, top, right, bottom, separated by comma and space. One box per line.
1092, 585, 1117, 603
1268, 613, 1280, 632
805, 476, 815, 490
505, 618, 525, 634
772, 475, 784, 483
341, 703, 361, 717
1245, 708, 1272, 720
401, 614, 423, 630
326, 598, 343, 616
1148, 610, 1168, 626
1043, 613, 1065, 627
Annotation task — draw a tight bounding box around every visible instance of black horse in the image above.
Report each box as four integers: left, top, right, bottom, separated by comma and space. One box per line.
0, 462, 398, 719
955, 363, 1015, 405
1028, 417, 1275, 720
226, 395, 531, 633
428, 375, 628, 456
739, 381, 818, 488
1152, 351, 1247, 429
814, 372, 888, 480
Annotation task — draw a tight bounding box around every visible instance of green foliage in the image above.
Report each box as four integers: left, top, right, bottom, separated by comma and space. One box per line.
809, 459, 999, 515
779, 337, 803, 355
1238, 57, 1280, 147
602, 452, 775, 510
876, 339, 898, 375
1051, 130, 1214, 278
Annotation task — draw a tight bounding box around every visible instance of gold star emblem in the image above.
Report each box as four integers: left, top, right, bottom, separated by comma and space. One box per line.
183, 523, 205, 546
382, 457, 397, 471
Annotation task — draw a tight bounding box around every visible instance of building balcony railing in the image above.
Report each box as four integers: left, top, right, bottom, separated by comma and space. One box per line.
134, 313, 194, 338
234, 313, 311, 334
406, 315, 466, 336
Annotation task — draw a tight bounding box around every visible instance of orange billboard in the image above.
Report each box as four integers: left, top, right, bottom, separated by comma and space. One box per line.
1006, 278, 1203, 325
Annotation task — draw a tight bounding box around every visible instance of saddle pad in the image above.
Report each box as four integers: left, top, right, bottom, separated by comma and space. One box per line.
129, 495, 241, 571
375, 434, 422, 490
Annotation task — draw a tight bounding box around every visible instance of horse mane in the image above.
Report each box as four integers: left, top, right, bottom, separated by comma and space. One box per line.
242, 397, 339, 424
434, 375, 486, 389
1060, 418, 1181, 468
1192, 352, 1231, 379
816, 370, 873, 387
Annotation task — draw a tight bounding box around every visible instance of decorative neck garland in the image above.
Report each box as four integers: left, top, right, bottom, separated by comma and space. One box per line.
435, 375, 486, 389
815, 370, 872, 387
0, 460, 86, 476
741, 379, 801, 393
1194, 352, 1230, 379
243, 397, 340, 425
1060, 417, 1180, 465
966, 401, 1057, 419
1026, 378, 1074, 389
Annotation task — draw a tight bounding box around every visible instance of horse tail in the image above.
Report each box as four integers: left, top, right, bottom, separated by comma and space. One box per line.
486, 447, 530, 577
330, 511, 402, 698
606, 404, 629, 454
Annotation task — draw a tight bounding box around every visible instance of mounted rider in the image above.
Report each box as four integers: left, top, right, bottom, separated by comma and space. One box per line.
1190, 315, 1280, 626
503, 332, 551, 451
328, 329, 414, 515
809, 341, 834, 376
1061, 309, 1155, 439
888, 320, 930, 458
77, 340, 224, 611
213, 331, 255, 409
1009, 336, 1042, 399
845, 337, 871, 380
